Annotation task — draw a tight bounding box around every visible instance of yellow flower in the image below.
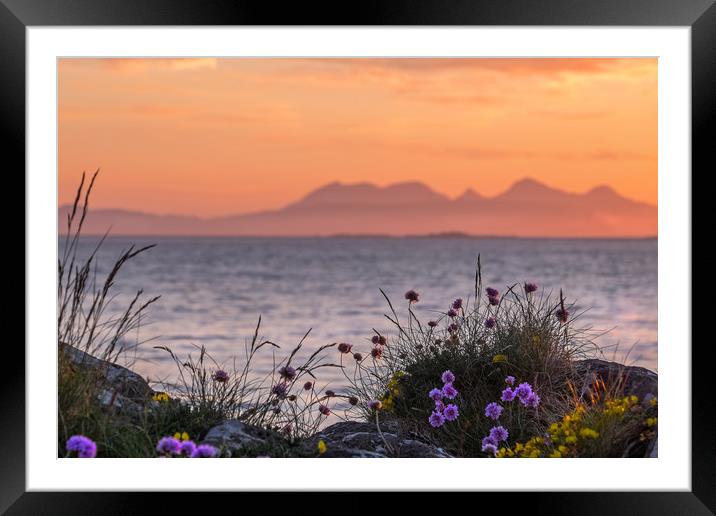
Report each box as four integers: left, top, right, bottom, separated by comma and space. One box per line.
492, 354, 508, 363
649, 397, 657, 407
548, 450, 562, 458
565, 435, 577, 444
317, 440, 327, 455
579, 428, 599, 439
532, 335, 541, 344
645, 417, 657, 427
152, 392, 169, 402
173, 431, 190, 441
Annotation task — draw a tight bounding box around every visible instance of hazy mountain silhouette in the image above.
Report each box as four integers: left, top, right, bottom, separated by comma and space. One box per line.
58, 178, 657, 237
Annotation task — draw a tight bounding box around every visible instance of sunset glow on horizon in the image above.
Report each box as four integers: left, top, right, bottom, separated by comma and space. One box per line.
58, 57, 657, 218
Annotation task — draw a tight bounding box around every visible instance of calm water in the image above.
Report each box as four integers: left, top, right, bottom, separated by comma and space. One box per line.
67, 237, 658, 388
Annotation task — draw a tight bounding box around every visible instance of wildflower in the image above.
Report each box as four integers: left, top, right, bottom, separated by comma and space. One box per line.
434, 400, 445, 412
452, 298, 463, 310
278, 366, 296, 380
555, 308, 569, 323
428, 321, 438, 328
645, 417, 658, 427
532, 335, 541, 344
443, 403, 459, 421
173, 432, 190, 441
191, 444, 218, 458
337, 342, 352, 354
501, 387, 516, 402
488, 296, 500, 306
318, 404, 331, 416
377, 335, 387, 345
441, 370, 455, 384
325, 390, 335, 397
317, 440, 327, 455
649, 397, 658, 407
212, 370, 229, 383
579, 428, 599, 439
486, 287, 499, 298
153, 391, 169, 402
371, 335, 380, 344
348, 396, 359, 406
371, 347, 383, 359
524, 392, 541, 408
505, 375, 515, 386
429, 388, 443, 401
272, 383, 288, 397
447, 308, 458, 318
485, 402, 503, 420
303, 381, 313, 391
447, 323, 459, 333
353, 352, 363, 362
489, 425, 509, 443
442, 383, 458, 399
485, 317, 496, 329
179, 440, 197, 457
369, 400, 383, 411
515, 382, 533, 401
288, 394, 297, 402
481, 437, 498, 455
156, 436, 181, 455
405, 290, 420, 303
429, 411, 446, 428
66, 435, 97, 458
524, 282, 538, 294
492, 354, 508, 363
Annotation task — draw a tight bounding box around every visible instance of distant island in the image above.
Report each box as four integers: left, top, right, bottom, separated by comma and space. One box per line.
58, 178, 657, 238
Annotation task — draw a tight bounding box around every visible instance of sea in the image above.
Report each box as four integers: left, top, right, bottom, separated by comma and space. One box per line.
65, 236, 658, 390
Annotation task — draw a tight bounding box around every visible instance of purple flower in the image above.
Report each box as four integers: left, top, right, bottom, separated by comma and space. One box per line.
505, 375, 515, 386
447, 308, 458, 318
429, 411, 446, 428
428, 320, 438, 328
441, 370, 456, 384
515, 382, 533, 401
486, 287, 499, 298
179, 440, 197, 457
434, 400, 445, 412
429, 388, 443, 401
489, 425, 509, 443
447, 323, 459, 333
405, 290, 420, 303
556, 308, 569, 323
488, 296, 500, 306
524, 392, 541, 408
348, 396, 359, 406
442, 383, 458, 399
371, 347, 383, 359
501, 387, 516, 402
156, 436, 182, 455
303, 381, 313, 391
452, 298, 463, 310
272, 382, 288, 397
485, 317, 496, 329
485, 402, 503, 420
191, 444, 218, 458
325, 390, 335, 397
212, 370, 229, 383
369, 400, 383, 411
524, 282, 538, 294
481, 437, 498, 455
337, 342, 352, 354
353, 352, 363, 362
371, 335, 387, 345
318, 404, 331, 416
66, 435, 97, 458
443, 403, 459, 421
278, 366, 296, 380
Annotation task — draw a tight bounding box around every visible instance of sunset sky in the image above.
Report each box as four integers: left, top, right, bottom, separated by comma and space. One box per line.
58, 58, 657, 217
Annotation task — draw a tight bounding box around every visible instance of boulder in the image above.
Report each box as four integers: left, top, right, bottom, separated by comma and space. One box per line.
201, 420, 274, 454
308, 421, 452, 458
573, 358, 657, 402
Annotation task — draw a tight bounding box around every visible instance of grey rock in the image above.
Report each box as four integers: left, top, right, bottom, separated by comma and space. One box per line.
60, 343, 154, 414
309, 421, 452, 458
201, 420, 273, 454
573, 359, 658, 401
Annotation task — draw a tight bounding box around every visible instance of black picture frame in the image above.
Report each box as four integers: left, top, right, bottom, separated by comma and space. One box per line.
4, 0, 711, 512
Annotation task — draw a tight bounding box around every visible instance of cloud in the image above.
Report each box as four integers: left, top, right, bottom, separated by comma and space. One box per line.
59, 58, 218, 73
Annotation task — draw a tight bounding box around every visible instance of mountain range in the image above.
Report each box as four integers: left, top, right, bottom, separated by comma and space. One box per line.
58, 178, 657, 237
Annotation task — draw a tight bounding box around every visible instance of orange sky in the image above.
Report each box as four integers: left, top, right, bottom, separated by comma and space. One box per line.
58, 58, 657, 217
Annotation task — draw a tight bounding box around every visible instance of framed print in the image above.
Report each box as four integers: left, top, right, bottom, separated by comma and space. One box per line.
5, 0, 712, 511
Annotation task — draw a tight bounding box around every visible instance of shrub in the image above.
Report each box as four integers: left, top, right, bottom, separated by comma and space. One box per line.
342, 257, 600, 457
